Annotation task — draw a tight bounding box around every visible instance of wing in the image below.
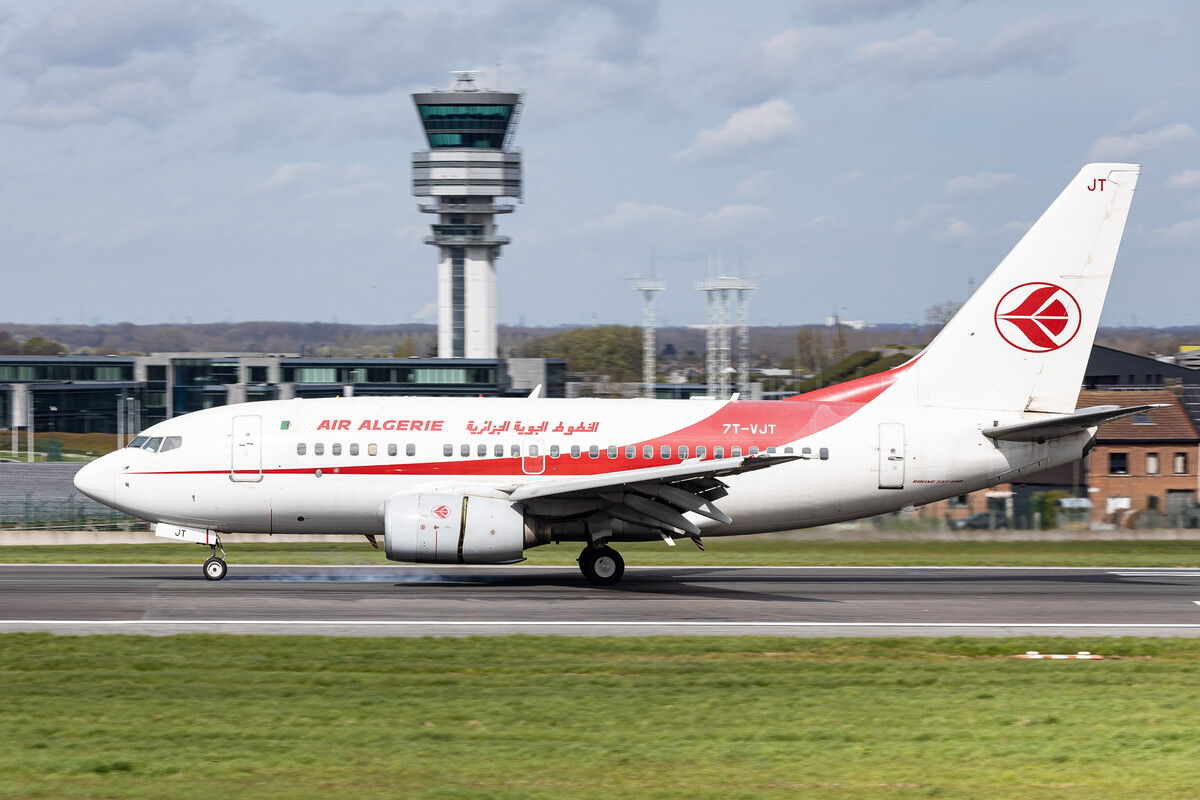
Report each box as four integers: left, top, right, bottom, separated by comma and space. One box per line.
501, 455, 798, 540
982, 404, 1170, 443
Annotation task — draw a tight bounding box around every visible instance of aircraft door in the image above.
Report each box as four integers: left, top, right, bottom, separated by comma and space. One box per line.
878, 423, 905, 489
522, 439, 545, 475
231, 415, 263, 483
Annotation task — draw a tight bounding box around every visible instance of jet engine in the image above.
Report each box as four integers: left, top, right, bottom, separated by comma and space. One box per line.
383, 491, 546, 564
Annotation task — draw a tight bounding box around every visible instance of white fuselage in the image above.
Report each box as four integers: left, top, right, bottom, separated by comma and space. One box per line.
75, 392, 1088, 540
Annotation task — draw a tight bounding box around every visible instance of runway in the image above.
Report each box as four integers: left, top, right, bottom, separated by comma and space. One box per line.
3, 563, 1200, 637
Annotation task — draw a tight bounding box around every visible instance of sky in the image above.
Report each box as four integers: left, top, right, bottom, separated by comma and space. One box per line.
1, 0, 1198, 330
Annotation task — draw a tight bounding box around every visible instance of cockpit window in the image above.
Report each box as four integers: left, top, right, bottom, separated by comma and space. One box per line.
159, 436, 182, 453
144, 437, 164, 453
127, 436, 149, 449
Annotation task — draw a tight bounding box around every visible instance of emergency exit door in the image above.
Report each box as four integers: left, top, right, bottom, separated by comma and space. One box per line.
230, 415, 263, 482
878, 423, 905, 489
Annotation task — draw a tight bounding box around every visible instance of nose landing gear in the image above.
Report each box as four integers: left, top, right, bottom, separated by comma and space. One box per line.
202, 538, 228, 581
578, 545, 624, 586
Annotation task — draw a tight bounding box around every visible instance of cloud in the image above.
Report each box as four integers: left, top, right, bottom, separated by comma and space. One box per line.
734, 15, 1078, 98
1, 1, 253, 128
936, 219, 976, 242
574, 200, 691, 235
1088, 123, 1199, 160
243, 162, 327, 195
696, 203, 774, 236
672, 99, 803, 164
943, 171, 1018, 198
2, 0, 252, 78
1165, 169, 1200, 190
249, 2, 654, 98
734, 170, 777, 201
241, 162, 389, 202
799, 0, 933, 24
1149, 218, 1200, 246
3, 53, 195, 127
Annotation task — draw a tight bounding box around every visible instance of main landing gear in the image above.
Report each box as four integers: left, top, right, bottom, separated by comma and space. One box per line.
203, 538, 228, 581
578, 545, 625, 586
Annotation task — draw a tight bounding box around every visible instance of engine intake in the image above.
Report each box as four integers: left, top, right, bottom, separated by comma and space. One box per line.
383, 492, 537, 564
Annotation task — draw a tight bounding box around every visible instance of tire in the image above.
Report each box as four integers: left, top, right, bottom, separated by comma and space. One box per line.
585, 546, 624, 586
203, 557, 228, 581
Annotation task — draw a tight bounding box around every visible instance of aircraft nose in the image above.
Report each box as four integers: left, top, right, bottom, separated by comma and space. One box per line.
74, 456, 116, 507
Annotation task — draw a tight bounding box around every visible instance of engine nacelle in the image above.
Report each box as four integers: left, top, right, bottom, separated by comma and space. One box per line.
383, 491, 529, 564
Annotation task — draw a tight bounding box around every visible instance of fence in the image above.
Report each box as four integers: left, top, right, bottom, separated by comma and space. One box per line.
0, 494, 144, 531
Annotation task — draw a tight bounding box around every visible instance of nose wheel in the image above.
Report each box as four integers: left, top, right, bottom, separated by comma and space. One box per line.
203, 539, 228, 581
578, 545, 624, 586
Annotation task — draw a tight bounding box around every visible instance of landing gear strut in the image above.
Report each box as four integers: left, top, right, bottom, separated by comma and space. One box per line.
578, 545, 624, 586
203, 538, 228, 581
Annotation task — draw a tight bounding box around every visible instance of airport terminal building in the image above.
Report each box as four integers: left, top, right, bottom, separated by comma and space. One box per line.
1, 354, 565, 435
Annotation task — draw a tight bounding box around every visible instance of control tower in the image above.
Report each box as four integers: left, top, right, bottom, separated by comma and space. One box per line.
412, 71, 523, 358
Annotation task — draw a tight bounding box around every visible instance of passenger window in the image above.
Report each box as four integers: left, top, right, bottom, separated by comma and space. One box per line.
406, 444, 415, 457
460, 444, 470, 457
767, 447, 776, 454
607, 445, 618, 459
529, 444, 539, 457
570, 445, 581, 459
160, 436, 182, 453
368, 443, 378, 456
297, 443, 307, 456
478, 443, 487, 457
550, 445, 560, 458
589, 445, 599, 459
660, 445, 670, 459
802, 447, 812, 458
144, 437, 163, 453
494, 444, 504, 458
731, 446, 742, 457
443, 444, 453, 457
678, 445, 688, 459
714, 446, 724, 459
643, 445, 653, 459
127, 436, 149, 449
784, 446, 794, 454
696, 445, 706, 459
315, 443, 325, 456
511, 444, 520, 458
749, 446, 759, 456
332, 443, 342, 456
388, 444, 397, 457
350, 443, 360, 456
625, 445, 635, 459
819, 447, 829, 460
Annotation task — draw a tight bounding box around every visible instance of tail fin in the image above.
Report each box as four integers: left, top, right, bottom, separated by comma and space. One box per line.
910, 163, 1139, 414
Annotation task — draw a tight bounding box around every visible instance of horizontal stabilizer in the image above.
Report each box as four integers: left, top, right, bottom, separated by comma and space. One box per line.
982, 405, 1170, 442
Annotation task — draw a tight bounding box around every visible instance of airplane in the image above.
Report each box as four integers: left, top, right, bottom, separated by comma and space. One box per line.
75, 163, 1154, 585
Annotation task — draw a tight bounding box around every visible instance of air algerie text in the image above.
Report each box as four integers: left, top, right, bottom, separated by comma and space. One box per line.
315, 419, 444, 432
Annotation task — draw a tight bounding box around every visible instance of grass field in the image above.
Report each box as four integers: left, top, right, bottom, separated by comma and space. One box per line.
2, 537, 1199, 568
3, 635, 1200, 799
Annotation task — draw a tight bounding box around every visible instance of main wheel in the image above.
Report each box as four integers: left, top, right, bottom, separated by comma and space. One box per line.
203, 557, 228, 581
580, 545, 624, 586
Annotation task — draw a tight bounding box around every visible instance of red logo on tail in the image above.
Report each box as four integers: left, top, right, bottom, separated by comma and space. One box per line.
994, 283, 1081, 353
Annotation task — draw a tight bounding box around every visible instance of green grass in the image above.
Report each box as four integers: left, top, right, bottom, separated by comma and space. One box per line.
2, 537, 1200, 567
2, 635, 1200, 798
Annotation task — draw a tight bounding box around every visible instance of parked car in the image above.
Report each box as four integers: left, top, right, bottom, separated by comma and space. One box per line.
953, 512, 1008, 530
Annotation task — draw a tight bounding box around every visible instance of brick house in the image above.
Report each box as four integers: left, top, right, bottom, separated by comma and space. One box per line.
1081, 389, 1200, 527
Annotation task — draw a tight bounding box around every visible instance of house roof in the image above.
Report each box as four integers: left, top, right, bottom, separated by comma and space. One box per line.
1077, 389, 1199, 442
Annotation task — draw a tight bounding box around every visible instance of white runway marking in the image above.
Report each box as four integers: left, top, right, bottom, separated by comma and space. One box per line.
6, 620, 1200, 629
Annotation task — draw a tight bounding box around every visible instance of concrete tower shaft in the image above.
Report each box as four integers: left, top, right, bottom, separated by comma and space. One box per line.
412, 72, 524, 359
